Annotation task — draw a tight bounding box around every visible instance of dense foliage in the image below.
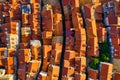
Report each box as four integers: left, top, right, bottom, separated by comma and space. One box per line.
89, 41, 110, 69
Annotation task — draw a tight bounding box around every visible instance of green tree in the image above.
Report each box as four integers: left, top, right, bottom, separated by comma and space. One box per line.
100, 41, 110, 62
89, 41, 110, 69
89, 57, 100, 69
